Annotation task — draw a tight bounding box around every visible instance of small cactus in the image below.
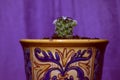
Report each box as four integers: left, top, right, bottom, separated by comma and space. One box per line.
53, 16, 77, 38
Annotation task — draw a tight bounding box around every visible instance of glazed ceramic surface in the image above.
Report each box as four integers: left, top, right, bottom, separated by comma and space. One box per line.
20, 39, 108, 80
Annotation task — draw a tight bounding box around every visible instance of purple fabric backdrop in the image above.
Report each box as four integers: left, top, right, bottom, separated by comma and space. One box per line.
0, 0, 120, 80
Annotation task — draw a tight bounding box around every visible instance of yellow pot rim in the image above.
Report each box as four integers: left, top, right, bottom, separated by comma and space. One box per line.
20, 39, 108, 43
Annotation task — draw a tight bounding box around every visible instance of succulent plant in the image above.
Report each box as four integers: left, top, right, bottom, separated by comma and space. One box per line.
53, 16, 77, 38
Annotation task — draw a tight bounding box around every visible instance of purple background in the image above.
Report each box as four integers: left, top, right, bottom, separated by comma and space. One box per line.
0, 0, 120, 80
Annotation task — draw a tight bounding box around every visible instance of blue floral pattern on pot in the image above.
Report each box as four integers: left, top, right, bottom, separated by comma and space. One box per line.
34, 48, 93, 80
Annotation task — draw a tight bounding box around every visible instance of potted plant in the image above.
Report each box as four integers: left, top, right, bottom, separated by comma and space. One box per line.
20, 16, 108, 80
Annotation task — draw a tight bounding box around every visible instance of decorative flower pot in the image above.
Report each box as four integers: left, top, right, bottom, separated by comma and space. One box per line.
20, 39, 108, 80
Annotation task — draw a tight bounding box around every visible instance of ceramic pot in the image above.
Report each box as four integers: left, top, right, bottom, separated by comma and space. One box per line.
20, 39, 108, 80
